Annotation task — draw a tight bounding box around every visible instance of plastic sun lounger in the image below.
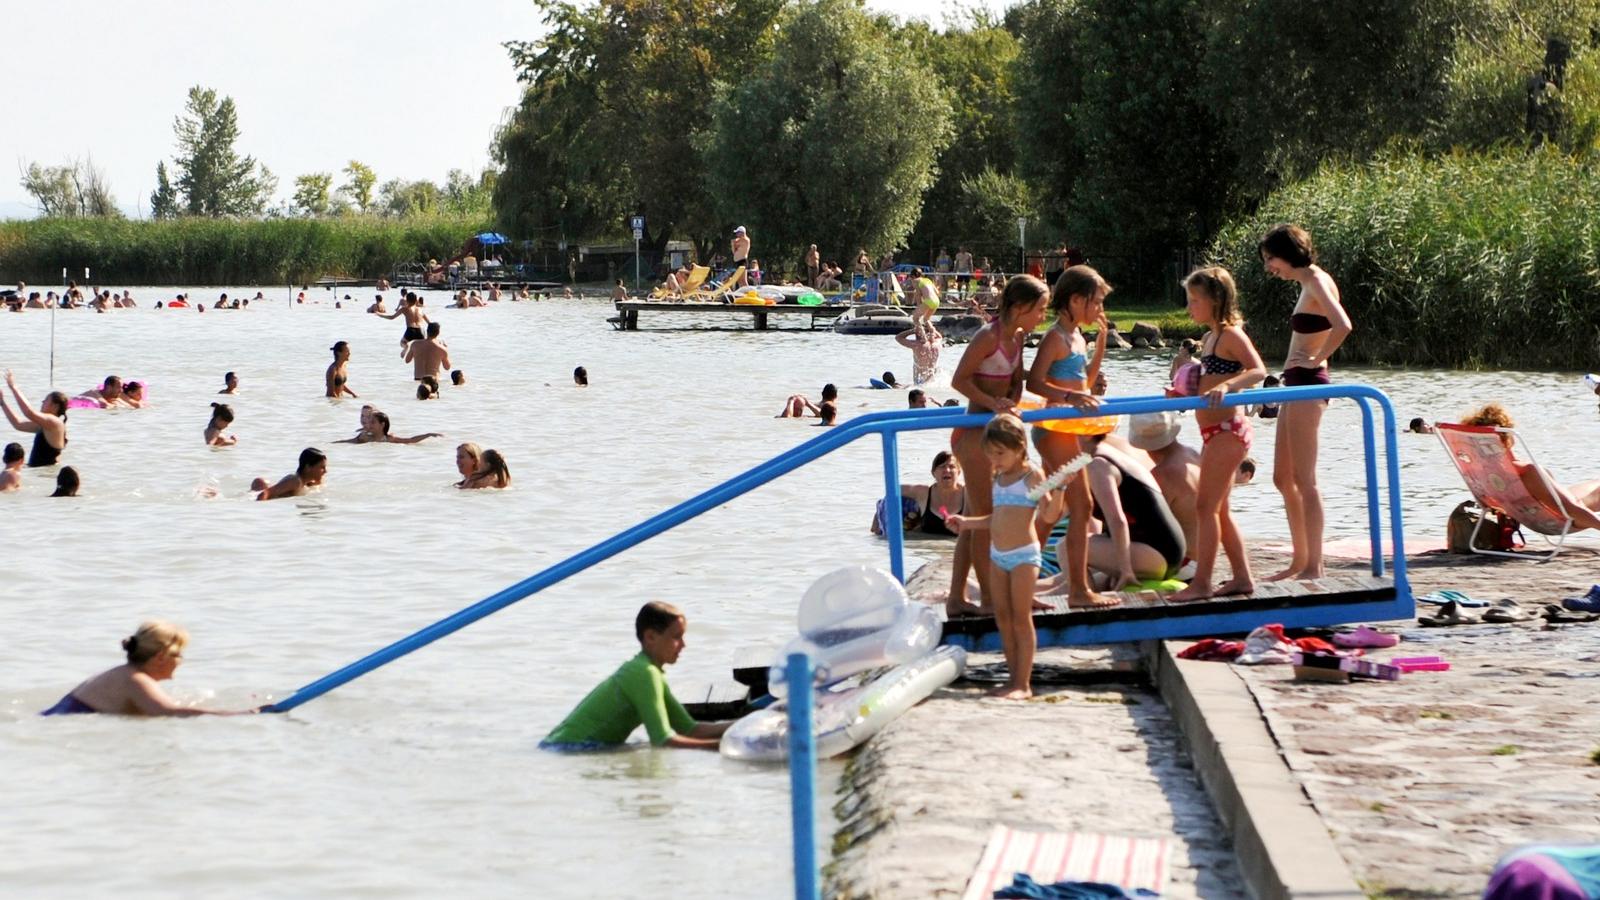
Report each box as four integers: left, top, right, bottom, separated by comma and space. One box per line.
687, 265, 745, 303
648, 265, 710, 300
1435, 422, 1574, 561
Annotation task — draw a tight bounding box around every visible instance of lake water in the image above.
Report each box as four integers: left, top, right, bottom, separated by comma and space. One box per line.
2, 291, 1597, 897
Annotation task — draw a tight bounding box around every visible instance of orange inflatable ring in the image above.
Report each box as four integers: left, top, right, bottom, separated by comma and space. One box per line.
1016, 396, 1120, 436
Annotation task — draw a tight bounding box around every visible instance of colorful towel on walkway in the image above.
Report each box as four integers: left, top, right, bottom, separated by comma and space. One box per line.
961, 825, 1171, 900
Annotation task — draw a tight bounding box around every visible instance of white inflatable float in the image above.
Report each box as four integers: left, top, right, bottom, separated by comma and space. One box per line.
720, 565, 966, 762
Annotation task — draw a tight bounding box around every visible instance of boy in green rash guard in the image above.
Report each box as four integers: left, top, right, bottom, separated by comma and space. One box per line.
542, 601, 731, 751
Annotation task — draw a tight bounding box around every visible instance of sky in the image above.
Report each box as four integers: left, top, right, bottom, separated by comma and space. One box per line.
4, 0, 1008, 219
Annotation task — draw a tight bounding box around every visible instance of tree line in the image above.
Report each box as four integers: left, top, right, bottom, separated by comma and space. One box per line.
17, 85, 494, 222
493, 0, 1600, 288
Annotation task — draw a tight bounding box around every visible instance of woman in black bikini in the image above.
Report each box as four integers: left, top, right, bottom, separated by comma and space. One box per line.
1079, 436, 1186, 587
1260, 224, 1352, 581
1, 370, 68, 467
870, 451, 968, 538
326, 341, 358, 399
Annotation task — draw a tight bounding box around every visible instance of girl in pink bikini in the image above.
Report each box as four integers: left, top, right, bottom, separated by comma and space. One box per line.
1170, 267, 1266, 603
947, 275, 1049, 616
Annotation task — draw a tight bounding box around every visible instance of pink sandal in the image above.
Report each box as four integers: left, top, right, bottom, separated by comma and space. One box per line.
1332, 626, 1399, 649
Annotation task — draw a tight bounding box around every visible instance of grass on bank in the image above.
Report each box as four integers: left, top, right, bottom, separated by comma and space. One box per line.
1210, 146, 1600, 369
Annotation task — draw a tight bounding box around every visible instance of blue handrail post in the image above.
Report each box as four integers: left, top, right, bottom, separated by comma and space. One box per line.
1355, 399, 1385, 576
786, 652, 820, 900
881, 431, 905, 583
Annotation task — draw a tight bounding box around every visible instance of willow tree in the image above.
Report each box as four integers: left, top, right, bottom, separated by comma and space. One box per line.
704, 0, 953, 270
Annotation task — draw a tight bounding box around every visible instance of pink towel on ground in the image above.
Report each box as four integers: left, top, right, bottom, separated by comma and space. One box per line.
961, 825, 1171, 900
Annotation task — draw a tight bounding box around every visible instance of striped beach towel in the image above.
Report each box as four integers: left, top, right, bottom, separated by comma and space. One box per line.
961, 825, 1171, 900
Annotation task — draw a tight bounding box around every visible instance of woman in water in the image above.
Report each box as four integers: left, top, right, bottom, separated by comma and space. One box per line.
205, 403, 237, 446
1462, 403, 1600, 531
460, 449, 512, 489
945, 415, 1066, 700
1261, 224, 1351, 581
1, 370, 68, 467
121, 381, 146, 408
251, 447, 328, 500
326, 341, 358, 399
947, 275, 1050, 617
871, 450, 968, 537
51, 466, 80, 497
778, 383, 836, 417
1026, 265, 1117, 609
337, 411, 441, 445
40, 621, 256, 716
455, 442, 484, 487
1169, 267, 1266, 603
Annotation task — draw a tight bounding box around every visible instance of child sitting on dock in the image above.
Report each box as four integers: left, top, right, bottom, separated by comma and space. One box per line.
945, 415, 1067, 700
542, 601, 731, 751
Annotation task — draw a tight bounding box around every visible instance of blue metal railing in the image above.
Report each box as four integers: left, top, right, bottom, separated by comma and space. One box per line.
260, 383, 1406, 899
263, 382, 1407, 714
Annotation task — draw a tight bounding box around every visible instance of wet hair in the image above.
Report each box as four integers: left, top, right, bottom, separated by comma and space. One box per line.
930, 450, 957, 473
457, 442, 483, 468
124, 381, 143, 397
1263, 374, 1281, 387
882, 371, 897, 385
1179, 338, 1199, 355
450, 370, 464, 385
209, 402, 234, 424
908, 388, 925, 406
821, 383, 838, 402
373, 412, 392, 435
103, 375, 123, 392
224, 371, 236, 384
573, 366, 588, 386
1050, 265, 1112, 316
636, 600, 685, 640
44, 391, 70, 417
426, 322, 441, 338
123, 620, 189, 666
1463, 403, 1515, 449
2, 442, 22, 464
818, 401, 838, 425
942, 398, 961, 407
1184, 266, 1242, 326
296, 447, 327, 476
1408, 416, 1427, 432
331, 341, 349, 356
478, 449, 510, 485
1259, 223, 1316, 268
52, 466, 80, 497
417, 376, 439, 400
981, 414, 1029, 454
999, 274, 1049, 322
1238, 457, 1256, 480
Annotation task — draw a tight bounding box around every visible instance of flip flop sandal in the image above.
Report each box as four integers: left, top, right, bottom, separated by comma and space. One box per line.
1541, 605, 1600, 624
1419, 601, 1481, 627
1482, 606, 1530, 623
1417, 590, 1490, 608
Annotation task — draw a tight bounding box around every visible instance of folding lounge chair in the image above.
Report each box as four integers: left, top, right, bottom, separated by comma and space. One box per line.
1436, 422, 1574, 561
686, 266, 745, 303
649, 265, 709, 300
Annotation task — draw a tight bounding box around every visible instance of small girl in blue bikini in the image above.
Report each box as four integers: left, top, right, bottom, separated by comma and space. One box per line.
946, 415, 1065, 700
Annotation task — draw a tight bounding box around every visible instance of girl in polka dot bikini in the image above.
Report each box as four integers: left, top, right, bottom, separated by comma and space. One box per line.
1169, 267, 1266, 604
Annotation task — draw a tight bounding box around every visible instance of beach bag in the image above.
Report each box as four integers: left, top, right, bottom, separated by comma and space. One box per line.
874, 495, 922, 535
1447, 500, 1523, 553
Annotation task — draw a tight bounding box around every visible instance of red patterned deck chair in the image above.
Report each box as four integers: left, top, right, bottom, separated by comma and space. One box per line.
1436, 422, 1574, 561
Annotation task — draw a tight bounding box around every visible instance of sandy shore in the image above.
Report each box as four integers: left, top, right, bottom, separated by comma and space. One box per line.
826, 558, 1246, 899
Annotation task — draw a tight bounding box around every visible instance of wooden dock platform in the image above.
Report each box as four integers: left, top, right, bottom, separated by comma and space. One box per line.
937, 573, 1407, 651
611, 300, 850, 331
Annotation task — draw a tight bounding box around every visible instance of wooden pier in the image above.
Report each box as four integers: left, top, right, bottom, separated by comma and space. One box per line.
938, 573, 1406, 652
611, 300, 851, 331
